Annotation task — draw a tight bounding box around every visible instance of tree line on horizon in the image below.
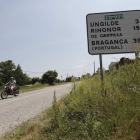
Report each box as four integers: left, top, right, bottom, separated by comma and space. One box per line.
0, 60, 101, 87
0, 60, 59, 86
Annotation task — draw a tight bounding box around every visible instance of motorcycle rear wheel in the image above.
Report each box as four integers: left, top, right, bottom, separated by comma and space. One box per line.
1, 91, 8, 99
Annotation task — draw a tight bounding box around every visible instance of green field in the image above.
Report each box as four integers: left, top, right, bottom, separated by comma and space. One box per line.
2, 61, 140, 140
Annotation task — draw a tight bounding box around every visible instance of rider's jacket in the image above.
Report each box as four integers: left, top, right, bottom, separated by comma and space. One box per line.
8, 80, 16, 87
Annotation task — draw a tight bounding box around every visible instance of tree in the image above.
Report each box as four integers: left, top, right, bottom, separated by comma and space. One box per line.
14, 64, 31, 86
14, 64, 25, 86
0, 61, 32, 86
31, 77, 41, 84
0, 60, 16, 84
86, 73, 91, 78
23, 73, 31, 85
42, 70, 58, 85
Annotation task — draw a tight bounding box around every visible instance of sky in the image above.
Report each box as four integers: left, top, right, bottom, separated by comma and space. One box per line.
0, 0, 139, 80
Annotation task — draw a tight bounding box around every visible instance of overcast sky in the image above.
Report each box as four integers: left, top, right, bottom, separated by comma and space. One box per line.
0, 0, 139, 79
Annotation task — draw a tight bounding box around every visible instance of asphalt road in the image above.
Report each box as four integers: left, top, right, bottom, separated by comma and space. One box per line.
0, 83, 72, 137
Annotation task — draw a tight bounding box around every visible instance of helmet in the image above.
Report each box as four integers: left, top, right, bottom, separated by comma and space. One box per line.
10, 77, 14, 79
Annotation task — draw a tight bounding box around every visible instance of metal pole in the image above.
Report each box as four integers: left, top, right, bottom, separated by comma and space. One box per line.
99, 54, 103, 82
99, 54, 104, 95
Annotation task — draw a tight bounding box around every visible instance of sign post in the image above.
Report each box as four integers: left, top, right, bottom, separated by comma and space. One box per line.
86, 10, 140, 93
99, 54, 103, 82
99, 54, 104, 93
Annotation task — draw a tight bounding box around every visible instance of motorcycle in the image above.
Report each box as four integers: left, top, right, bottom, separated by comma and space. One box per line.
1, 85, 20, 99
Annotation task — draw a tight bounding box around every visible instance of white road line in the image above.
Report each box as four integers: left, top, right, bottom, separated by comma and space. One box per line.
0, 86, 66, 105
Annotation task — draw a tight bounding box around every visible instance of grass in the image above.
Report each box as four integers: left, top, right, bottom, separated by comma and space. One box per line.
2, 60, 140, 139
19, 82, 67, 93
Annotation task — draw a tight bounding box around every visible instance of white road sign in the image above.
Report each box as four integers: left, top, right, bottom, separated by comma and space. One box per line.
86, 10, 140, 55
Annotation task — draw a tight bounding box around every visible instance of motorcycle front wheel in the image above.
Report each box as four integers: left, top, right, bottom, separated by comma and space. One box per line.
14, 89, 19, 97
1, 91, 8, 99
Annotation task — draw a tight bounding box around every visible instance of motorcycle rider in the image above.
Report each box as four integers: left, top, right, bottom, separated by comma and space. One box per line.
5, 77, 16, 93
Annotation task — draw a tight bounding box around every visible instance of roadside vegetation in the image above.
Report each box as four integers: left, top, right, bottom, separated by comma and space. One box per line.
2, 59, 140, 139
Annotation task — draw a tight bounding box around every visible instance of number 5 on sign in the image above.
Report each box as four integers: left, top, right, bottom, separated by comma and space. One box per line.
133, 26, 140, 30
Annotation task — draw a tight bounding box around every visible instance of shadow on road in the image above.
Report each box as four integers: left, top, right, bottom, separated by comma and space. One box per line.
0, 96, 14, 101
